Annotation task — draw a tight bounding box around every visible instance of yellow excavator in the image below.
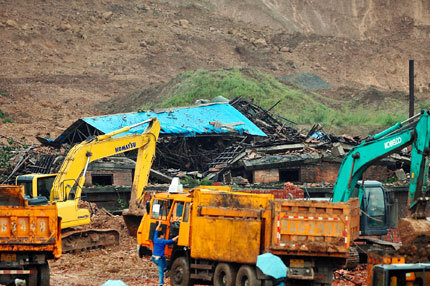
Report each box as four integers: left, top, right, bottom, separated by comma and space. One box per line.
16, 118, 160, 252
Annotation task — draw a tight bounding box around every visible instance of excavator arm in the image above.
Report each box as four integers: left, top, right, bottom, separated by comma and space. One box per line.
51, 118, 160, 205
332, 110, 430, 217
16, 118, 160, 252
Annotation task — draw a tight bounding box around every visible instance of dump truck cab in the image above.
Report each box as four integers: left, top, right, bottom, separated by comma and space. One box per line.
137, 191, 193, 260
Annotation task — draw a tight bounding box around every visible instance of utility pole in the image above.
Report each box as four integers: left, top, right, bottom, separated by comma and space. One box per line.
409, 60, 414, 117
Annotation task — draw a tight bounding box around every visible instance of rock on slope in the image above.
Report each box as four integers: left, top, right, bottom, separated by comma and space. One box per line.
0, 0, 429, 143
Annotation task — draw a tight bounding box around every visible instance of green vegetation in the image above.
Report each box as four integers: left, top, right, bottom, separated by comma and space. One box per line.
0, 92, 8, 97
117, 198, 127, 209
182, 175, 213, 188
137, 68, 430, 135
2, 118, 13, 124
0, 109, 13, 124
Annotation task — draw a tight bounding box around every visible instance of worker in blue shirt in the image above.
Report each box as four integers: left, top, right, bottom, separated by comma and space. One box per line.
152, 221, 179, 286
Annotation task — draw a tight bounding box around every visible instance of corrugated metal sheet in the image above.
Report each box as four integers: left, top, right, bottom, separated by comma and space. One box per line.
84, 103, 265, 136
47, 103, 266, 145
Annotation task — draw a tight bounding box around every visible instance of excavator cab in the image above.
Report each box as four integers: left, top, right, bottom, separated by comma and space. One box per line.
358, 181, 392, 236
16, 174, 56, 205
371, 263, 430, 286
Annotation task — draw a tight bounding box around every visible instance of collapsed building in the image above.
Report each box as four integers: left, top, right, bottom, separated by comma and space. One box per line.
7, 97, 410, 186
3, 97, 411, 216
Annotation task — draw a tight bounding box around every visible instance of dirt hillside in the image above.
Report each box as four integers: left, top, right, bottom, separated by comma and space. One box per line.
0, 0, 429, 144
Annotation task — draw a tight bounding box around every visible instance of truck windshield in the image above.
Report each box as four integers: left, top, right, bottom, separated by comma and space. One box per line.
151, 199, 169, 220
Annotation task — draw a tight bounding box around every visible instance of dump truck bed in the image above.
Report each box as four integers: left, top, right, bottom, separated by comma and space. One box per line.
0, 185, 61, 258
188, 190, 360, 264
270, 198, 360, 257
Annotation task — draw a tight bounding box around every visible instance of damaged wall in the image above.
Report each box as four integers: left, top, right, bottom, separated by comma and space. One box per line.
252, 161, 393, 184
84, 156, 135, 187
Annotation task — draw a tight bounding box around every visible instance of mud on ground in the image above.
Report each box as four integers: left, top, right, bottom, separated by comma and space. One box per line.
50, 207, 161, 286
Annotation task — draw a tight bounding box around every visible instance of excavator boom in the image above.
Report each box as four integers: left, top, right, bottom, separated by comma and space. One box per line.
51, 118, 160, 205
333, 111, 430, 211
332, 110, 430, 246
17, 118, 161, 252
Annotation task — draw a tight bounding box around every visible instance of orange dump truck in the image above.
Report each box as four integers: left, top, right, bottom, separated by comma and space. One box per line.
137, 186, 360, 286
0, 185, 61, 286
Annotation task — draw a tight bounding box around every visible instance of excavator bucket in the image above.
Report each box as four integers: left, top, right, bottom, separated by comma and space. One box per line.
123, 214, 143, 236
123, 191, 151, 236
398, 217, 430, 246
123, 209, 144, 236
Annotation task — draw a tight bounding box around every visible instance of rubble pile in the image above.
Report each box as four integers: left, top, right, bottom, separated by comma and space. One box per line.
78, 201, 130, 238
333, 264, 368, 286
238, 182, 305, 199
229, 97, 302, 143
150, 97, 366, 183
0, 141, 63, 184
397, 235, 430, 263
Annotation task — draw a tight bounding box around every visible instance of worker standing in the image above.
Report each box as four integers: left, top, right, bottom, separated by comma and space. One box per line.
152, 221, 179, 286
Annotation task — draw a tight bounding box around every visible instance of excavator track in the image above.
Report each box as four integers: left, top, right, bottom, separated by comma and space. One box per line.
62, 229, 120, 253
343, 246, 360, 269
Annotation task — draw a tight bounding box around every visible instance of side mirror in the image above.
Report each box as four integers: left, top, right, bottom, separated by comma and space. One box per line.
146, 201, 150, 214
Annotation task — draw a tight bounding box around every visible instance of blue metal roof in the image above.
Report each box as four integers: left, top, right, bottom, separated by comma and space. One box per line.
47, 103, 266, 145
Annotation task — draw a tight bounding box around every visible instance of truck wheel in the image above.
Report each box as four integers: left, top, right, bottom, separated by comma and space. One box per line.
235, 265, 259, 286
214, 263, 236, 286
170, 256, 190, 286
37, 263, 50, 286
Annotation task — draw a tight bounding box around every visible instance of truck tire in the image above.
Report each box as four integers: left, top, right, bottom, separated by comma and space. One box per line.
37, 263, 50, 286
235, 265, 259, 286
214, 263, 236, 286
170, 256, 190, 286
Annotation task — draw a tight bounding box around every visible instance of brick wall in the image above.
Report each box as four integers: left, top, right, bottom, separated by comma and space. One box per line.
84, 173, 92, 186
114, 170, 134, 186
85, 170, 133, 186
363, 165, 391, 182
238, 183, 304, 199
254, 168, 279, 184
301, 162, 339, 184
301, 163, 390, 184
252, 162, 391, 184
